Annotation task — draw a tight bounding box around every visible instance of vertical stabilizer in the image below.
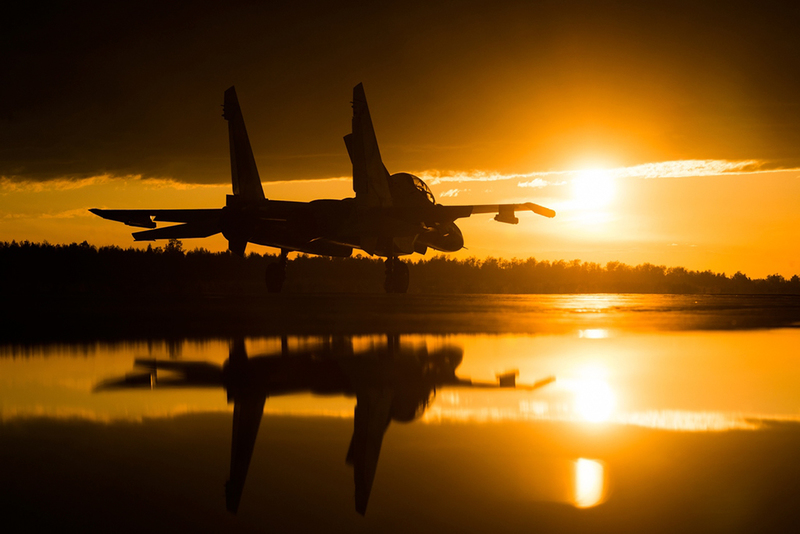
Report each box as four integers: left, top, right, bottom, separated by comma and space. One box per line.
346, 83, 393, 208
347, 388, 393, 515
225, 339, 267, 513
223, 86, 265, 201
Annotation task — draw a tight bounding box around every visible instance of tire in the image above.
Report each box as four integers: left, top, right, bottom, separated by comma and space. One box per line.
265, 262, 285, 293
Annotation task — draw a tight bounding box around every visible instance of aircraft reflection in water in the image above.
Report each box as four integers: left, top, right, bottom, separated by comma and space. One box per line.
95, 337, 555, 515
90, 84, 555, 293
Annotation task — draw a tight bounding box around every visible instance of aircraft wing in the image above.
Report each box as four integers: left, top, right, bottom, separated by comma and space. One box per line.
468, 203, 556, 219
436, 202, 556, 224
435, 202, 556, 224
89, 208, 223, 240
447, 374, 556, 390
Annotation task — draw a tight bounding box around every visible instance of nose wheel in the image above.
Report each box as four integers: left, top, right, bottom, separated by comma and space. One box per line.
265, 250, 289, 293
384, 257, 409, 293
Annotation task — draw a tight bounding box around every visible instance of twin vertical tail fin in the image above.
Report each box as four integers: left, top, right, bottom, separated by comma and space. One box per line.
225, 339, 267, 513
344, 83, 393, 209
224, 83, 390, 208
223, 86, 265, 201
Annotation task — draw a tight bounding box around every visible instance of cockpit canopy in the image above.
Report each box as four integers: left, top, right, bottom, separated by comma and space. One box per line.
388, 173, 436, 206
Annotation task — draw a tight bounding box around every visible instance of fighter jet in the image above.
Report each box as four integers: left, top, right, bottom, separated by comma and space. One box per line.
95, 336, 555, 515
90, 84, 555, 292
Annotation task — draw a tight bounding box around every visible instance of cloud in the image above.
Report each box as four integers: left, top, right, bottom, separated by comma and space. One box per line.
609, 159, 775, 179
2, 207, 100, 220
418, 170, 563, 185
39, 208, 101, 219
0, 175, 114, 193
518, 178, 551, 188
4, 1, 800, 184
0, 175, 231, 193
439, 188, 462, 198
418, 159, 800, 189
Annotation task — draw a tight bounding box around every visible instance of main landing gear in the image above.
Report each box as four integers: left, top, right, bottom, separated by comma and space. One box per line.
384, 256, 409, 294
265, 250, 289, 293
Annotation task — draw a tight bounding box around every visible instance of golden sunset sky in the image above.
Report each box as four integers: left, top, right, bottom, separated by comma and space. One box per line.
2, 0, 799, 277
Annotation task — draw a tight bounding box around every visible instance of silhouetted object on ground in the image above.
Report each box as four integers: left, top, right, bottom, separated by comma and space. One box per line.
89, 85, 554, 293
3, 241, 799, 296
95, 336, 554, 515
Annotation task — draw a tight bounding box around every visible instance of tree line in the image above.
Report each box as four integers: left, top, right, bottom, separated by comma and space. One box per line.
2, 240, 798, 295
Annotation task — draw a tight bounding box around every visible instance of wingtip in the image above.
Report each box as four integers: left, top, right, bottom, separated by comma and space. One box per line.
526, 203, 556, 218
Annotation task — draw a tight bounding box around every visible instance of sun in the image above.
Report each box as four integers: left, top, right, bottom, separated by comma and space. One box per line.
568, 364, 616, 423
575, 378, 615, 423
571, 168, 616, 208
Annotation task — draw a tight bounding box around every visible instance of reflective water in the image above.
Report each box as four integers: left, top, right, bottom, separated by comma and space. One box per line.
2, 295, 799, 532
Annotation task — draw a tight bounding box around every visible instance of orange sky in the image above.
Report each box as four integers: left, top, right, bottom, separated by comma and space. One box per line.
2, 1, 800, 278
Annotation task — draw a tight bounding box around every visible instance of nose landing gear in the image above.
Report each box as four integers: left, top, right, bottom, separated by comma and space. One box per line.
384, 256, 409, 294
265, 250, 289, 293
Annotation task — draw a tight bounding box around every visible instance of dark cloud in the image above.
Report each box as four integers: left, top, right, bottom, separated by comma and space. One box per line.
3, 0, 800, 184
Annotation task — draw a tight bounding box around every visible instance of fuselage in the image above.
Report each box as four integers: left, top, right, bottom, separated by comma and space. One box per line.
221, 173, 465, 258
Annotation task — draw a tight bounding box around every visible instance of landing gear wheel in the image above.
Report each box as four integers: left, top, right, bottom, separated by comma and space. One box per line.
265, 263, 285, 293
394, 261, 409, 293
384, 258, 409, 294
265, 251, 288, 293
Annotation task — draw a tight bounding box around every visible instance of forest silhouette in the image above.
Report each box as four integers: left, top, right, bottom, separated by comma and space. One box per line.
3, 240, 798, 296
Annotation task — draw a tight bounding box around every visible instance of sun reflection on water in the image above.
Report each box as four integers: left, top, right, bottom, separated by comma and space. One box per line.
575, 379, 615, 423
578, 329, 609, 339
552, 294, 629, 313
561, 365, 617, 423
573, 458, 606, 508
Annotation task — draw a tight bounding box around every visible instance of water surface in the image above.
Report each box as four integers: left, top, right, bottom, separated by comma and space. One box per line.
2, 294, 799, 532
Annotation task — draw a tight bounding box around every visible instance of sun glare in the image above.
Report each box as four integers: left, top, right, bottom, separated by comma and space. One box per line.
571, 168, 615, 208
568, 365, 616, 423
575, 379, 615, 423
573, 459, 606, 508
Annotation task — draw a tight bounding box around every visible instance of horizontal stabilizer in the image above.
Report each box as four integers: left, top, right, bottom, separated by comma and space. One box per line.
90, 208, 223, 225
132, 220, 222, 241
93, 371, 155, 391
134, 359, 224, 385
89, 209, 155, 228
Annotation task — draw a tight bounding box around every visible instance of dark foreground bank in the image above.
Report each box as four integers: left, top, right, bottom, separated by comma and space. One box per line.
2, 293, 799, 343
3, 415, 800, 533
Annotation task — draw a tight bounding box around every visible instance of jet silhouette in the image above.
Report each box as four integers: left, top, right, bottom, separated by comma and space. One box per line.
91, 84, 555, 292
95, 336, 555, 515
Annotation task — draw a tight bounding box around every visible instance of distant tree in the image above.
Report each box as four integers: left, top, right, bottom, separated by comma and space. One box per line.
2, 241, 799, 296
164, 239, 184, 255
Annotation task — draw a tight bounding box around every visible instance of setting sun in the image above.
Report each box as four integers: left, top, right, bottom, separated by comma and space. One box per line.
570, 365, 616, 423
571, 168, 616, 208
